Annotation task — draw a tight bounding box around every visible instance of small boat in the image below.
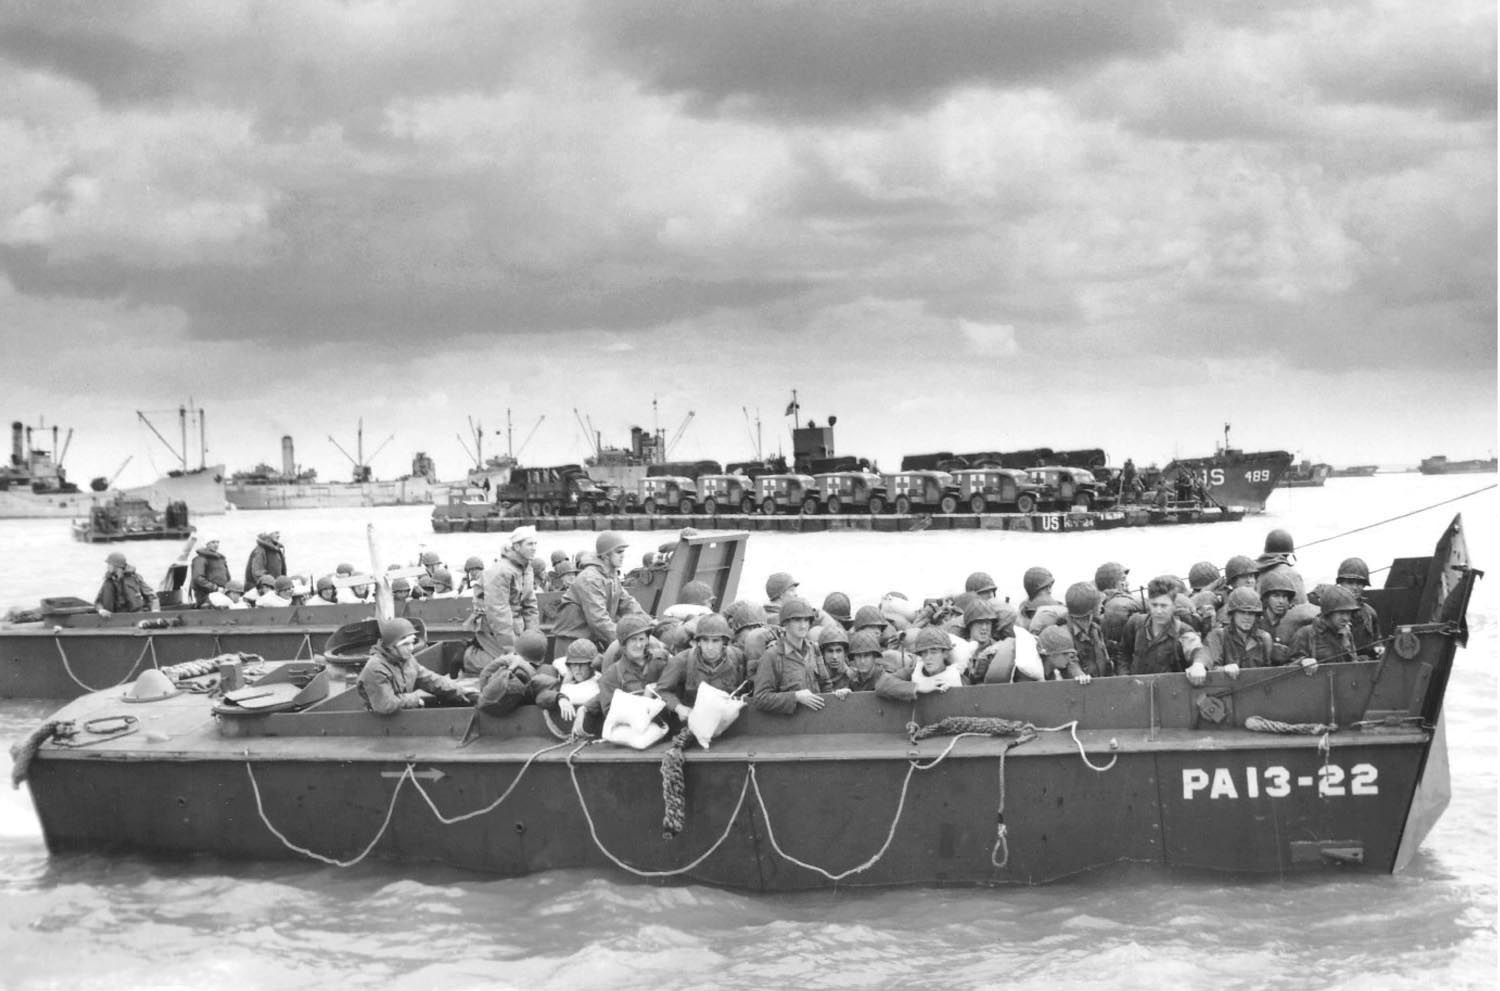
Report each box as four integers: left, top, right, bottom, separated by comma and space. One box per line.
0, 529, 747, 700
1329, 465, 1379, 478
70, 495, 195, 543
13, 517, 1478, 890
1419, 455, 1497, 476
1282, 461, 1332, 488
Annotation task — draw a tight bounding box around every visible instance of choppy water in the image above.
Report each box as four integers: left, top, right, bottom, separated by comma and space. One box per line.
2, 474, 1495, 991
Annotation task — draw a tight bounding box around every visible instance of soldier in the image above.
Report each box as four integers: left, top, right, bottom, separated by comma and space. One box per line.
1335, 557, 1383, 657
1018, 567, 1058, 624
1035, 625, 1092, 684
964, 572, 999, 602
1062, 582, 1113, 678
357, 618, 475, 715
475, 630, 552, 717
1119, 576, 1209, 683
475, 525, 540, 662
763, 571, 799, 623
1204, 587, 1276, 676
821, 592, 854, 632
552, 532, 649, 654
725, 599, 772, 677
1187, 561, 1222, 596
655, 613, 747, 720
313, 575, 339, 604
1255, 529, 1307, 604
458, 555, 486, 597
95, 551, 157, 615
189, 537, 231, 607
243, 531, 287, 589
1254, 570, 1300, 664
588, 614, 671, 720
843, 629, 918, 701
1289, 586, 1363, 669
1095, 561, 1141, 668
535, 640, 603, 726
815, 624, 853, 691
752, 597, 833, 714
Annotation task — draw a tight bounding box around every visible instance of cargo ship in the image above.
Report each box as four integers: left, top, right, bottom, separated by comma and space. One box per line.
0, 416, 225, 519
226, 429, 440, 510
1418, 455, 1497, 475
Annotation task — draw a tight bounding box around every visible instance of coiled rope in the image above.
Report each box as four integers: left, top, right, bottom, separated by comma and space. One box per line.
9, 720, 62, 788
54, 635, 158, 693
1244, 715, 1336, 736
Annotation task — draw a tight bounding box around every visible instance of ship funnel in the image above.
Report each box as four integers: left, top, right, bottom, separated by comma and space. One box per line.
9, 421, 20, 467
281, 435, 295, 477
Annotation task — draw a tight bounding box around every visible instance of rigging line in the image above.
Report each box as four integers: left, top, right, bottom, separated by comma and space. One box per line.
1297, 484, 1495, 551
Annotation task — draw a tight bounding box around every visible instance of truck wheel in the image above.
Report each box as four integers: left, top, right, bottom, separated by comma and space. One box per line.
801, 496, 819, 515
895, 495, 911, 515
868, 495, 885, 515
576, 499, 594, 517
761, 497, 778, 516
969, 493, 987, 514
642, 498, 657, 516
939, 495, 958, 515
540, 501, 557, 516
679, 497, 695, 515
740, 496, 755, 515
825, 495, 842, 514
702, 497, 718, 516
1016, 493, 1037, 514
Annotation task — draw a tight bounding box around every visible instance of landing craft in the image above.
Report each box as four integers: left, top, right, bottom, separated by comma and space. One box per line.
11, 517, 1478, 889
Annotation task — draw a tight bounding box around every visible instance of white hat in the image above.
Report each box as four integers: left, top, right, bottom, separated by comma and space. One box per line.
509, 525, 539, 545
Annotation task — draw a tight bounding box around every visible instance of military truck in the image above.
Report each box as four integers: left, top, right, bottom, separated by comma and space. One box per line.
495, 464, 616, 516
1026, 466, 1109, 511
812, 471, 888, 514
884, 470, 962, 514
952, 468, 1042, 514
756, 473, 821, 515
697, 474, 757, 515
632, 475, 700, 515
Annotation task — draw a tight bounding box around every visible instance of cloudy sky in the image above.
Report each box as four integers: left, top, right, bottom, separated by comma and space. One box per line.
1, 0, 1494, 486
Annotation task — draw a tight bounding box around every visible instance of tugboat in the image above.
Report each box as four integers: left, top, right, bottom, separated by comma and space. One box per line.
12, 517, 1478, 889
1161, 424, 1293, 512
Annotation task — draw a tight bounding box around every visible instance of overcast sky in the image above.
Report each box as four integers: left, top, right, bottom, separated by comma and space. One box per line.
1, 0, 1494, 486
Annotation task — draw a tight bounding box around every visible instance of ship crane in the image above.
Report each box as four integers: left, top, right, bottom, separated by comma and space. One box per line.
573, 408, 602, 459
666, 411, 695, 458
329, 419, 393, 483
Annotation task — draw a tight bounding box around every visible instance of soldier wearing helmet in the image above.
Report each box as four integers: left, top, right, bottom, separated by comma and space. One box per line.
550, 531, 649, 657
843, 628, 918, 701
95, 550, 156, 615
752, 597, 836, 714
724, 600, 772, 677
1119, 576, 1209, 683
357, 618, 476, 715
534, 639, 603, 725
1255, 529, 1307, 604
1018, 567, 1058, 625
473, 525, 541, 668
964, 571, 999, 601
313, 574, 339, 604
815, 624, 854, 693
1187, 561, 1222, 596
585, 613, 671, 721
1254, 569, 1301, 662
821, 592, 854, 631
1033, 625, 1091, 685
1062, 582, 1113, 678
1335, 557, 1383, 657
189, 537, 231, 607
1289, 585, 1362, 670
1092, 560, 1142, 665
1204, 587, 1275, 676
897, 626, 960, 693
457, 555, 486, 596
652, 613, 747, 720
763, 572, 799, 624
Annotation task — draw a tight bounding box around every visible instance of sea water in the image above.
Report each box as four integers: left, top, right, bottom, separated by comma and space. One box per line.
1, 473, 1494, 990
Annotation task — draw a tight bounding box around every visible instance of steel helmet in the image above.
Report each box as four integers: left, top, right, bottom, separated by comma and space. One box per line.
848, 629, 883, 656
724, 600, 766, 632
550, 549, 569, 566
964, 571, 998, 595
1224, 587, 1263, 614
516, 629, 548, 663
962, 597, 1001, 628
765, 572, 798, 600
225, 579, 245, 593
554, 559, 577, 578
695, 613, 731, 641
1188, 561, 1221, 589
565, 639, 599, 666
273, 576, 295, 593
616, 614, 652, 645
257, 573, 277, 589
1318, 585, 1359, 616
464, 556, 485, 571
379, 618, 417, 647
821, 591, 853, 623
419, 550, 443, 566
819, 625, 850, 649
336, 562, 355, 576
1064, 582, 1102, 618
1224, 555, 1258, 583
914, 627, 951, 653
1022, 566, 1055, 599
853, 605, 886, 630
106, 551, 128, 567
778, 597, 815, 623
1094, 561, 1128, 591
596, 531, 629, 556
1038, 625, 1077, 657
1264, 529, 1295, 554
1337, 558, 1371, 584
679, 580, 715, 606
315, 575, 335, 592
1257, 570, 1298, 598
429, 568, 453, 591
